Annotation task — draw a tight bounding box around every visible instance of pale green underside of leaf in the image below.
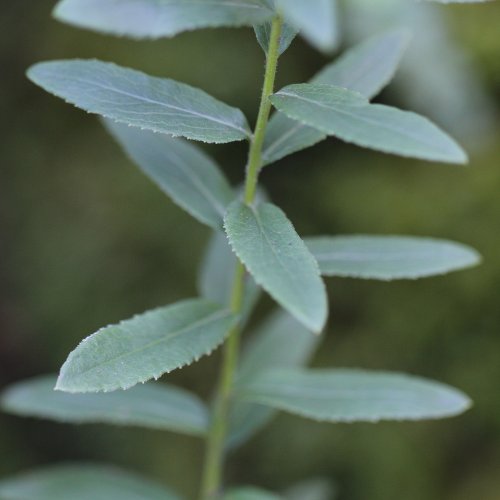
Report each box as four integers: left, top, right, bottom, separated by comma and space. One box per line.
237, 369, 472, 423
262, 30, 410, 165
224, 201, 328, 333
56, 299, 238, 393
198, 230, 261, 323
1, 375, 208, 436
104, 120, 234, 229
305, 235, 481, 280
284, 479, 336, 500
275, 0, 339, 53
0, 465, 179, 500
224, 487, 281, 500
270, 83, 467, 164
53, 0, 274, 39
254, 21, 298, 56
228, 310, 319, 448
27, 60, 250, 144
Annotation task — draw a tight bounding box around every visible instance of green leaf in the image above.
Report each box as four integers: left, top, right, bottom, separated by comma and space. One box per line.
27, 60, 251, 144
228, 310, 320, 448
224, 487, 280, 500
285, 479, 336, 500
54, 0, 274, 39
1, 375, 208, 436
270, 83, 467, 164
305, 235, 481, 280
0, 464, 179, 500
425, 0, 490, 3
262, 30, 410, 165
198, 231, 260, 323
224, 201, 328, 332
104, 120, 234, 229
236, 369, 472, 423
254, 21, 298, 56
56, 299, 238, 393
275, 0, 339, 53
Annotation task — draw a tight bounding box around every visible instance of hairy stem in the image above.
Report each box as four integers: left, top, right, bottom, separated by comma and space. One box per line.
199, 15, 283, 500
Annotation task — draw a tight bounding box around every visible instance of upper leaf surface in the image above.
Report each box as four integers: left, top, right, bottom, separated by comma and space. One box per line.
284, 479, 336, 500
27, 60, 251, 144
237, 369, 472, 422
105, 120, 234, 229
1, 375, 208, 436
306, 235, 481, 280
224, 201, 328, 333
56, 299, 238, 393
262, 30, 410, 165
0, 464, 180, 500
275, 0, 339, 53
54, 0, 274, 38
254, 21, 298, 56
270, 83, 467, 164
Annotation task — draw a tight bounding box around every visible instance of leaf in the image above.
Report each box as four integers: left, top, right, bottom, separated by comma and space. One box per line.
198, 231, 260, 323
27, 60, 251, 144
305, 235, 481, 280
236, 369, 472, 423
270, 83, 467, 164
228, 310, 320, 448
425, 0, 490, 3
104, 120, 234, 229
275, 0, 339, 53
0, 464, 180, 500
1, 375, 208, 436
254, 21, 298, 56
224, 487, 280, 500
284, 479, 336, 500
56, 299, 238, 393
53, 0, 274, 39
224, 201, 328, 333
262, 30, 410, 165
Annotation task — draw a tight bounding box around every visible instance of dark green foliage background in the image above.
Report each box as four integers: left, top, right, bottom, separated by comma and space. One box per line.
1, 2, 499, 499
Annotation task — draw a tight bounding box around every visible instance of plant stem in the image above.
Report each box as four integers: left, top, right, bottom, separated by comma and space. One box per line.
199, 15, 283, 500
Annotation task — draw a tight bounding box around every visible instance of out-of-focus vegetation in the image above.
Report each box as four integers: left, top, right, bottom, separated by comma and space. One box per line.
1, 2, 499, 499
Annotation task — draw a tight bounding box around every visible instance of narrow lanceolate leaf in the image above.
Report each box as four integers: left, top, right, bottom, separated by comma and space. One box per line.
285, 479, 336, 500
237, 369, 472, 423
56, 299, 238, 393
270, 83, 467, 164
224, 487, 281, 500
254, 21, 298, 56
54, 0, 274, 39
27, 60, 250, 144
229, 310, 320, 448
224, 201, 328, 333
262, 30, 410, 165
305, 236, 481, 280
1, 375, 208, 436
0, 465, 179, 500
275, 0, 339, 53
198, 231, 260, 323
104, 120, 234, 229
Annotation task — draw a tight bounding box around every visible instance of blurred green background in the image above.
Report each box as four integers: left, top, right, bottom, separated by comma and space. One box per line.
1, 1, 500, 499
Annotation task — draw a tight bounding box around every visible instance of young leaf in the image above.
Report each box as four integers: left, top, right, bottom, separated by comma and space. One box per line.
56, 299, 239, 393
198, 231, 260, 322
285, 479, 336, 500
262, 30, 410, 165
236, 369, 472, 423
0, 464, 180, 500
54, 0, 274, 39
1, 375, 208, 436
27, 60, 251, 144
104, 120, 234, 230
270, 83, 467, 164
224, 201, 328, 333
224, 487, 280, 500
228, 310, 320, 448
275, 0, 339, 53
305, 235, 481, 280
254, 21, 298, 56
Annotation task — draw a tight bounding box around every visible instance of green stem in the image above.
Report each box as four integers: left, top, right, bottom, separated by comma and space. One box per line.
199, 15, 283, 500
